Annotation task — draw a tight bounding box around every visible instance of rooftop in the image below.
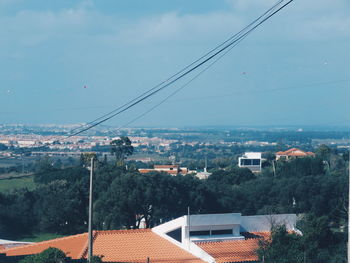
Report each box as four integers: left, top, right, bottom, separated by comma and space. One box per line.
2, 213, 297, 263
3, 229, 203, 263
196, 232, 270, 263
276, 148, 315, 157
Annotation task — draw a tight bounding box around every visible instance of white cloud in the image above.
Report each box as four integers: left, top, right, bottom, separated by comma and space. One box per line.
225, 0, 278, 10
0, 0, 349, 50
118, 12, 244, 45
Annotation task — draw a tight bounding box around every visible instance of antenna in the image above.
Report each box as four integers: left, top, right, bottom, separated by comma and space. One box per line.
88, 156, 94, 263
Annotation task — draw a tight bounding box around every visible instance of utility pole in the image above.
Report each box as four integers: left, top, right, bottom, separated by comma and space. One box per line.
187, 206, 190, 251
88, 157, 94, 263
272, 160, 276, 177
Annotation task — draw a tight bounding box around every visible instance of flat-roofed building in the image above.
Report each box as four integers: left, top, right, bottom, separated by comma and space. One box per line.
238, 152, 262, 172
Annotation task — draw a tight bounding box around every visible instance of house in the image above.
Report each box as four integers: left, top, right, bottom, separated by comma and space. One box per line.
195, 167, 212, 180
276, 148, 315, 160
238, 152, 262, 172
1, 213, 298, 263
139, 165, 189, 176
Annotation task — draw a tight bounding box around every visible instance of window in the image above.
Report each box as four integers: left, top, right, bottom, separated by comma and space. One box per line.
166, 228, 182, 242
252, 159, 260, 165
243, 159, 252, 165
190, 230, 210, 236
211, 229, 233, 235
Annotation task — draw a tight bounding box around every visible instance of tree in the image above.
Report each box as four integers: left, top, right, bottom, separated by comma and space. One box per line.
110, 136, 133, 166
316, 144, 332, 161
257, 215, 346, 263
208, 167, 256, 185
80, 152, 97, 168
298, 214, 346, 263
0, 143, 8, 151
19, 247, 66, 263
257, 225, 304, 263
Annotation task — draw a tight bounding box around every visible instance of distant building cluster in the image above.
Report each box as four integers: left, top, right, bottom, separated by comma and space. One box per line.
237, 148, 315, 173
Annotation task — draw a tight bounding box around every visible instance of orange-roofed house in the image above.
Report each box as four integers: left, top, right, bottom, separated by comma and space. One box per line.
2, 213, 298, 263
139, 164, 189, 176
276, 148, 315, 160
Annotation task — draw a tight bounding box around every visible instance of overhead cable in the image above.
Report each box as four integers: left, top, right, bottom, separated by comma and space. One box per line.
66, 0, 293, 138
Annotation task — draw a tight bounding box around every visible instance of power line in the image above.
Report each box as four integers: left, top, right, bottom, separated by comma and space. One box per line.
67, 0, 285, 135
65, 0, 294, 138
113, 35, 245, 134
161, 79, 350, 103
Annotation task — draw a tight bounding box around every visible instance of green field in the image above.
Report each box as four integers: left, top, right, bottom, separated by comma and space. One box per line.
0, 175, 35, 193
19, 233, 66, 242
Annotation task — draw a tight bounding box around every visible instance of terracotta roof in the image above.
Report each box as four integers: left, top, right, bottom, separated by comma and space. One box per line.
91, 229, 202, 263
138, 168, 179, 175
138, 169, 153, 174
3, 229, 203, 263
154, 165, 179, 169
196, 232, 269, 263
4, 233, 88, 259
276, 148, 314, 157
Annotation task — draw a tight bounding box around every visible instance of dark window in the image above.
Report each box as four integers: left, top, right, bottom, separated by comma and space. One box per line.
211, 229, 233, 235
166, 228, 182, 242
170, 168, 173, 170
252, 159, 260, 165
243, 159, 252, 165
190, 230, 210, 236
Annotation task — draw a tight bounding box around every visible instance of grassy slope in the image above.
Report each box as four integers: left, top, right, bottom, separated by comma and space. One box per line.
0, 175, 65, 242
0, 175, 35, 193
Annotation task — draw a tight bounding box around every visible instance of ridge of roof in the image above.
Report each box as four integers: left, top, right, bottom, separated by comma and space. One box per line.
96, 229, 151, 235
79, 231, 98, 259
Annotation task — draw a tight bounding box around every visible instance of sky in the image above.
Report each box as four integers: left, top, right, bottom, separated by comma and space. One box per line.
0, 0, 349, 128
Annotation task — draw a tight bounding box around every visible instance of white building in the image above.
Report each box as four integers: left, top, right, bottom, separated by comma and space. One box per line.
238, 152, 262, 172
153, 212, 298, 262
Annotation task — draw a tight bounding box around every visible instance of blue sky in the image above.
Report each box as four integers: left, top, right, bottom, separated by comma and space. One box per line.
0, 0, 349, 128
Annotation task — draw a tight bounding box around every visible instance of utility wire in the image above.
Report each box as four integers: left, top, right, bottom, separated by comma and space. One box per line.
113, 34, 247, 134
68, 0, 285, 135
166, 79, 350, 103
66, 0, 293, 138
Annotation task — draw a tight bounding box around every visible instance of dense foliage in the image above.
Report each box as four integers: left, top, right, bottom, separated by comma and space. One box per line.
257, 215, 346, 263
19, 248, 103, 263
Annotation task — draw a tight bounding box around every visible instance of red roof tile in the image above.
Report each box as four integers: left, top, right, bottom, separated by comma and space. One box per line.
3, 230, 203, 263
196, 232, 269, 263
4, 233, 88, 259
154, 165, 179, 169
91, 229, 202, 263
276, 148, 314, 157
